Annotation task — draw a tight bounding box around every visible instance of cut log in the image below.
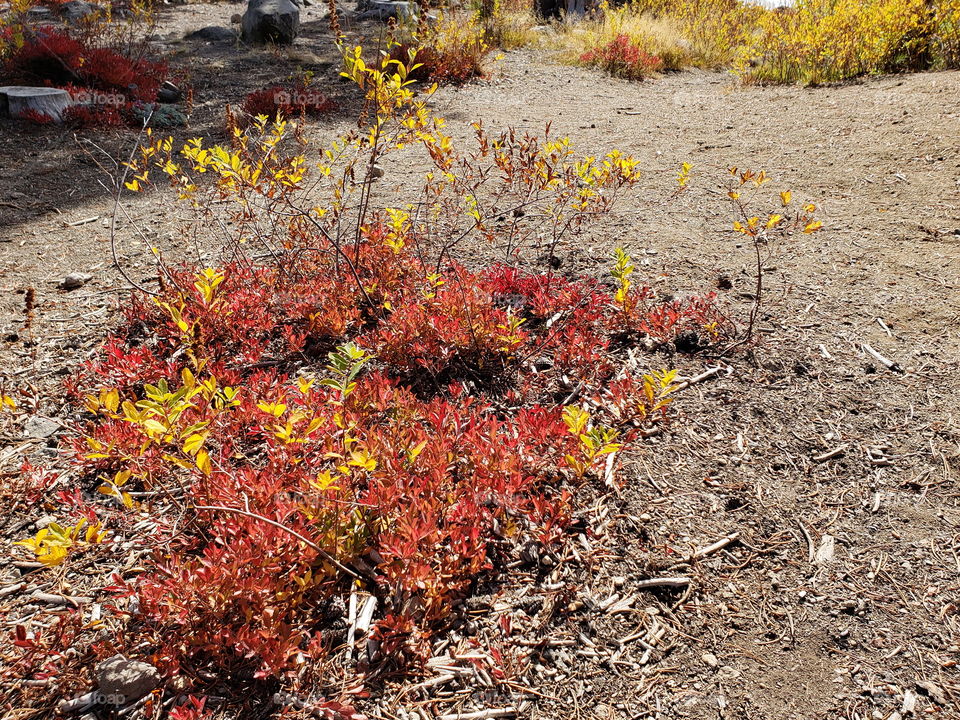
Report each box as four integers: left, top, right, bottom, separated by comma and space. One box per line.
0, 86, 72, 122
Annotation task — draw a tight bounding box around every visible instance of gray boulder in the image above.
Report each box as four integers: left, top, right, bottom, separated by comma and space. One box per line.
95, 655, 161, 704
242, 0, 300, 44
60, 1, 98, 22
356, 1, 418, 21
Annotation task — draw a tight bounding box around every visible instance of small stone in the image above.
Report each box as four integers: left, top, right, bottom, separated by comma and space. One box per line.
611, 575, 626, 588
23, 416, 61, 439
716, 665, 741, 681
702, 652, 719, 668
60, 272, 92, 290
96, 655, 161, 704
592, 703, 616, 720
815, 534, 835, 564
34, 515, 57, 529
186, 26, 238, 42
901, 690, 917, 715
156, 81, 182, 104
356, 0, 418, 21
60, 0, 98, 22
231, 12, 242, 22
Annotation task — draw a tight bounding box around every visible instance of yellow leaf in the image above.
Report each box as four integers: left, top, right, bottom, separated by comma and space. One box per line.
780, 190, 792, 206
101, 388, 119, 414
183, 433, 205, 456
257, 401, 286, 418
39, 546, 68, 566
143, 419, 168, 436
803, 220, 823, 234
196, 449, 212, 475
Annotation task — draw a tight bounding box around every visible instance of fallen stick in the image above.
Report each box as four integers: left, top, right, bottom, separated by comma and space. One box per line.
411, 673, 457, 694
673, 365, 729, 392
796, 521, 815, 563
0, 582, 26, 597
65, 216, 100, 227
862, 343, 903, 373
194, 505, 362, 580
58, 692, 97, 714
31, 591, 92, 606
813, 444, 848, 462
634, 577, 691, 590
688, 533, 740, 561
439, 708, 517, 720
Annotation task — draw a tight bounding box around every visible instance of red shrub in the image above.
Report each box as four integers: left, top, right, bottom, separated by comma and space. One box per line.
2, 28, 167, 117
388, 43, 484, 86
580, 34, 665, 80
242, 83, 338, 122
40, 226, 730, 689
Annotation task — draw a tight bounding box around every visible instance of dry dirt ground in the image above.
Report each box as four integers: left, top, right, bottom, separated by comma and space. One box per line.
1, 5, 959, 720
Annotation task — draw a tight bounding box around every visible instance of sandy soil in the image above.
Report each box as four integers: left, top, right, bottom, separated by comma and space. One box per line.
1, 5, 959, 719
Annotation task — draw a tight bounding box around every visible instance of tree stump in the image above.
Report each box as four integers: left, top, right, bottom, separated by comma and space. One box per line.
0, 87, 72, 122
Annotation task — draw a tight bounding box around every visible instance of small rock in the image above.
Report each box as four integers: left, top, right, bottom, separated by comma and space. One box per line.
60, 0, 98, 22
96, 655, 161, 704
901, 690, 917, 715
132, 103, 186, 128
156, 81, 182, 104
231, 12, 242, 22
716, 665, 741, 681
23, 416, 61, 439
356, 0, 418, 21
702, 652, 719, 668
593, 704, 616, 720
60, 272, 92, 290
815, 534, 835, 565
186, 26, 238, 42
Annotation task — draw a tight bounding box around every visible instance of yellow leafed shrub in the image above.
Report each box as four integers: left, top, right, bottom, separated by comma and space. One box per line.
742, 0, 933, 85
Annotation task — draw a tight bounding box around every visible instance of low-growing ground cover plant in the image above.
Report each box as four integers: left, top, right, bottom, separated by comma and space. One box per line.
241, 81, 339, 123
578, 32, 665, 79
0, 1, 170, 126
3, 32, 821, 718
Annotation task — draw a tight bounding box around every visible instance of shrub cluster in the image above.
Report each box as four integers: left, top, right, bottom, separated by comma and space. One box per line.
48, 238, 726, 687
241, 82, 338, 123
1, 28, 168, 126
4, 46, 772, 715
388, 11, 490, 85
552, 0, 960, 84
579, 33, 665, 80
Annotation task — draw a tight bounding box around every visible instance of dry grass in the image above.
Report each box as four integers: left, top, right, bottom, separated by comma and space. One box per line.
550, 3, 691, 74
484, 0, 543, 50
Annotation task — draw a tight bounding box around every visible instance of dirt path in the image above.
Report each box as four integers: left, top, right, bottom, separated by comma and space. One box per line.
1, 29, 959, 720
